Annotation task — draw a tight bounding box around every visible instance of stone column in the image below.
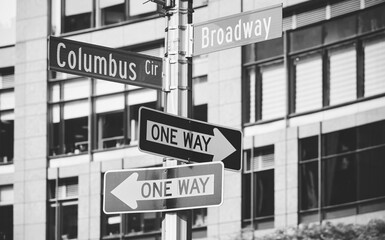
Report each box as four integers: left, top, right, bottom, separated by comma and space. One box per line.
14, 0, 48, 239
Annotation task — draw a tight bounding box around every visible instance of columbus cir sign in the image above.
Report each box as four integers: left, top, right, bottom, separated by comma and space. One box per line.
193, 4, 282, 55
48, 36, 162, 89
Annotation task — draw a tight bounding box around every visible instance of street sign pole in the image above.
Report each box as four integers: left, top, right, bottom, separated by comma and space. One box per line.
162, 0, 193, 240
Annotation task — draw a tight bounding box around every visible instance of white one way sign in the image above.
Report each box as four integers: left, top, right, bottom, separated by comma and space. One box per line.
103, 162, 223, 213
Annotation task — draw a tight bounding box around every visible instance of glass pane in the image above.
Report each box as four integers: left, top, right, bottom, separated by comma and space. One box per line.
358, 147, 385, 200
255, 169, 274, 217
64, 116, 88, 154
63, 101, 89, 119
192, 208, 207, 227
323, 155, 357, 206
261, 62, 285, 120
329, 45, 357, 106
322, 127, 356, 156
192, 104, 207, 122
143, 212, 160, 232
129, 102, 156, 142
294, 53, 323, 113
61, 204, 78, 239
64, 12, 92, 33
63, 79, 89, 101
290, 25, 322, 53
359, 4, 385, 34
97, 111, 124, 149
51, 0, 61, 35
0, 118, 13, 163
0, 67, 15, 89
357, 120, 385, 149
51, 122, 61, 156
300, 161, 319, 210
0, 91, 14, 110
126, 213, 142, 233
48, 204, 56, 240
51, 83, 60, 102
95, 79, 125, 95
299, 136, 318, 161
0, 205, 13, 239
65, 0, 92, 16
242, 173, 251, 220
246, 67, 256, 123
0, 185, 13, 203
0, 0, 16, 46
364, 37, 385, 97
324, 15, 357, 45
255, 37, 283, 61
95, 94, 124, 113
103, 214, 121, 237
243, 44, 255, 64
102, 3, 125, 26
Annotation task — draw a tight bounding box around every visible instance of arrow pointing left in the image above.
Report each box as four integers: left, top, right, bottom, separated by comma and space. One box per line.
111, 172, 141, 209
110, 172, 215, 210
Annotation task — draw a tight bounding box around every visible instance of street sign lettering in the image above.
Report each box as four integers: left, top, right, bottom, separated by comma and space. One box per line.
193, 4, 282, 55
48, 36, 162, 89
139, 107, 243, 171
103, 162, 223, 213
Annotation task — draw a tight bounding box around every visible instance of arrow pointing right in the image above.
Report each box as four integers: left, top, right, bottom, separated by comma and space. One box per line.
146, 121, 236, 162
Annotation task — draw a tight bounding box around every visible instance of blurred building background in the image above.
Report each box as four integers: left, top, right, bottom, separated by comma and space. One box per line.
0, 0, 384, 239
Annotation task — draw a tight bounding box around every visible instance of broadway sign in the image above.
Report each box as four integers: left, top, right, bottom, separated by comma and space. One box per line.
193, 4, 282, 55
48, 36, 162, 90
139, 107, 243, 171
103, 162, 223, 213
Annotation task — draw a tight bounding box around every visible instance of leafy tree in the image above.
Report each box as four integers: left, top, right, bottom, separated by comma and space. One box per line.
235, 219, 385, 240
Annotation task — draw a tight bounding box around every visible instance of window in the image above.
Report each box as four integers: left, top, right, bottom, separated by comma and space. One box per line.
101, 209, 207, 239
0, 67, 14, 164
0, 0, 16, 46
242, 146, 275, 230
243, 3, 385, 124
243, 38, 284, 123
50, 78, 90, 156
299, 120, 385, 223
192, 104, 207, 122
0, 185, 13, 240
48, 178, 78, 240
191, 208, 208, 239
293, 53, 323, 113
100, 0, 125, 26
51, 0, 159, 34
63, 0, 93, 33
363, 36, 385, 97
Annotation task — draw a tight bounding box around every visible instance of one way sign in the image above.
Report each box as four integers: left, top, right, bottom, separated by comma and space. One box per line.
103, 162, 223, 213
139, 107, 243, 171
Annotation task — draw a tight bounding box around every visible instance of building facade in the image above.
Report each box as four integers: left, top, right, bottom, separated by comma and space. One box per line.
0, 0, 384, 239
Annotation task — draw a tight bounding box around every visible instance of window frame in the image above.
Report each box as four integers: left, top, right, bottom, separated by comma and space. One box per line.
0, 67, 15, 165
242, 3, 385, 126
242, 146, 275, 231
298, 121, 385, 223
48, 177, 79, 240
53, 0, 161, 35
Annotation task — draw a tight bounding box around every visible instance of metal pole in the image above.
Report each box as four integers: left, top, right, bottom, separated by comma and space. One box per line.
161, 0, 192, 239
